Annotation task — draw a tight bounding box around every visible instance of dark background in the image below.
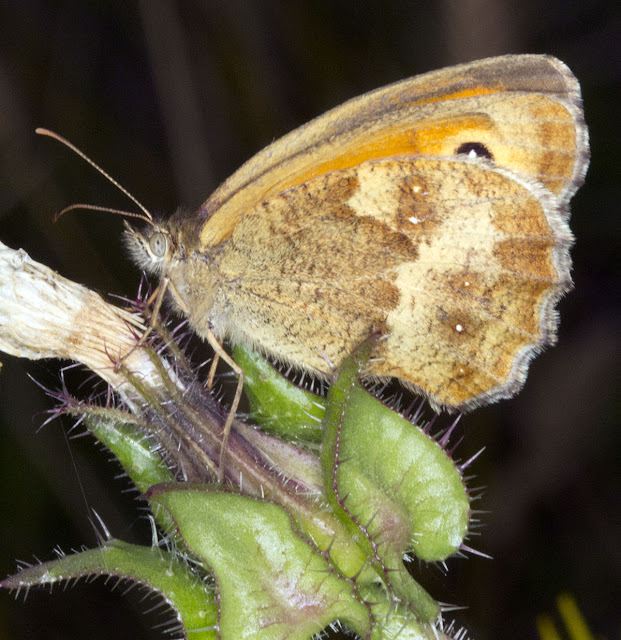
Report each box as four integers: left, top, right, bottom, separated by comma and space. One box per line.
0, 1, 618, 639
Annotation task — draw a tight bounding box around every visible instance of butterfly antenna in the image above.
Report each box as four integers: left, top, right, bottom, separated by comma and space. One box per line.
36, 128, 153, 224
52, 203, 156, 224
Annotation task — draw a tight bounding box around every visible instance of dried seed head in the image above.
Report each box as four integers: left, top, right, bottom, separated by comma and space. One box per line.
0, 241, 160, 396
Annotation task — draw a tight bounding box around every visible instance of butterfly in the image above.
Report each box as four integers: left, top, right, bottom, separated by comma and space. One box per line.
41, 54, 589, 431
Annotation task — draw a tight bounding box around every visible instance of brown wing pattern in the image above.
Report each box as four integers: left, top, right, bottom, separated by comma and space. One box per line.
219, 156, 573, 410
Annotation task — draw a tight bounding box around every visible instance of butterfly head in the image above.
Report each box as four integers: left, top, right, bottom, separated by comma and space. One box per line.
123, 220, 183, 278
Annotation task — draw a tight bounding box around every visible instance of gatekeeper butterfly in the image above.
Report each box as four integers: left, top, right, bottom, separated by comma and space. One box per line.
42, 54, 589, 421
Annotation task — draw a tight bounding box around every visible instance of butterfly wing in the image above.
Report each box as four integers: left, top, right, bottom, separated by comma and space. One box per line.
219, 155, 572, 411
191, 54, 587, 410
198, 54, 588, 249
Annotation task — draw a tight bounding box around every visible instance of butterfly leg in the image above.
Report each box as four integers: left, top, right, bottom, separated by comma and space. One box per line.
206, 352, 220, 390
114, 278, 169, 371
134, 277, 244, 483
139, 278, 168, 344
203, 326, 244, 483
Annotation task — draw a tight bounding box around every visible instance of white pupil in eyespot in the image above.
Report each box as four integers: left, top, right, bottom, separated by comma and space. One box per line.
150, 232, 167, 258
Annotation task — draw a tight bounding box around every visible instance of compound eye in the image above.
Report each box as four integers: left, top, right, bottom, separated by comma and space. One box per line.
149, 232, 168, 258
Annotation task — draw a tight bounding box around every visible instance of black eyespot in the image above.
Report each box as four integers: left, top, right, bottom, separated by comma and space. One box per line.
455, 142, 493, 160
149, 232, 168, 258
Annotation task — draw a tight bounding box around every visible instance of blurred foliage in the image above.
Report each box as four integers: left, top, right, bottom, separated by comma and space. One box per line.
537, 594, 599, 640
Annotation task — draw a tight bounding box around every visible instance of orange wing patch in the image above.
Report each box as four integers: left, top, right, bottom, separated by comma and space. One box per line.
197, 57, 586, 250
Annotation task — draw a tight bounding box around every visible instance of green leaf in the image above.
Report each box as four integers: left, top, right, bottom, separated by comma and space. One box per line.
83, 413, 177, 531
321, 339, 470, 622
233, 343, 324, 444
1, 539, 217, 639
330, 387, 469, 561
86, 415, 174, 492
150, 485, 371, 640
360, 585, 454, 640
